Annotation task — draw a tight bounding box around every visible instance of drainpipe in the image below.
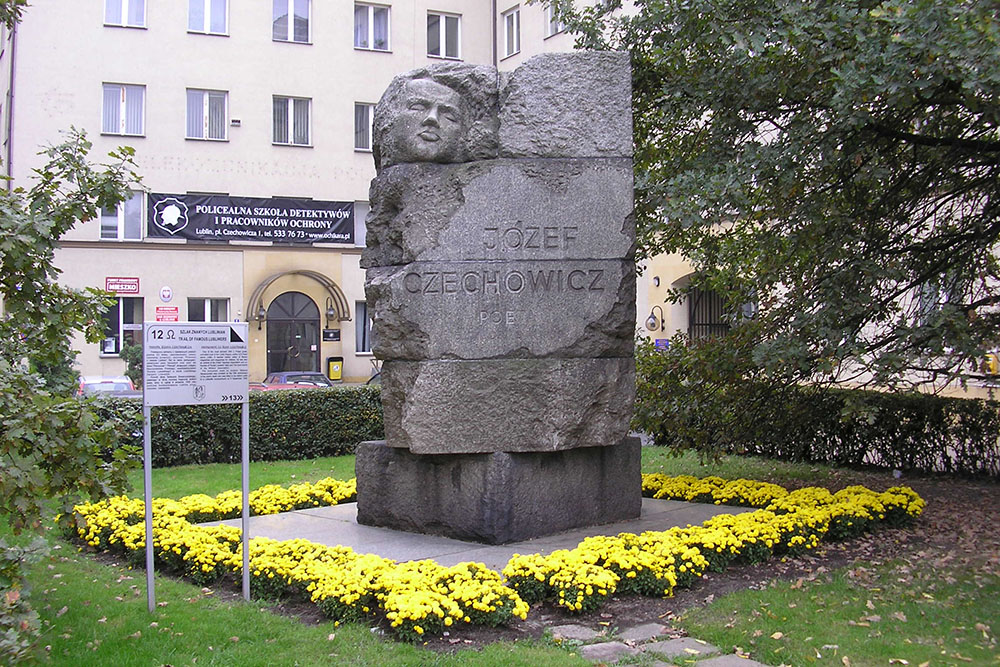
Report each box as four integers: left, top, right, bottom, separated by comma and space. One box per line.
491, 0, 497, 68
5, 21, 16, 190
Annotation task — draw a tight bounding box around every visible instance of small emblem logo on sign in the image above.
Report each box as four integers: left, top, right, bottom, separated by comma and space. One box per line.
153, 197, 190, 235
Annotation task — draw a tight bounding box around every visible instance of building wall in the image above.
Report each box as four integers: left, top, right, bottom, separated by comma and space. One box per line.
2, 0, 667, 382
1, 0, 499, 382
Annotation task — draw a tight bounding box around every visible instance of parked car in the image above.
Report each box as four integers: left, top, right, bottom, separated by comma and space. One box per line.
78, 375, 140, 398
251, 371, 335, 390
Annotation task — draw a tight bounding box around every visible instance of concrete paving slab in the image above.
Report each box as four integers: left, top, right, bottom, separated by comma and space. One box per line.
618, 621, 668, 643
578, 641, 638, 662
549, 623, 601, 641
642, 636, 720, 659
697, 655, 771, 667
210, 497, 750, 571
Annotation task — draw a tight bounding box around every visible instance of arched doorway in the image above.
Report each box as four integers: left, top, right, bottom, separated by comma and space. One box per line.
266, 292, 320, 373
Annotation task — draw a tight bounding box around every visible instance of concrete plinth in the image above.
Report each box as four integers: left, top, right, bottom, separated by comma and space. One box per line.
355, 437, 641, 544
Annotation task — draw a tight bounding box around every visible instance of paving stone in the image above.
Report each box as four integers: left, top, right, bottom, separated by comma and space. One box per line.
578, 641, 639, 663
697, 654, 772, 667
617, 622, 668, 643
641, 636, 720, 660
549, 624, 601, 642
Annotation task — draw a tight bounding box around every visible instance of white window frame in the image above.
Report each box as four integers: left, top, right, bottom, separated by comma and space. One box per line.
273, 0, 311, 43
502, 6, 520, 59
101, 191, 144, 241
544, 3, 565, 38
105, 0, 146, 28
354, 102, 375, 151
101, 297, 144, 356
356, 301, 373, 353
272, 95, 312, 146
427, 11, 461, 60
189, 0, 228, 35
186, 89, 228, 141
188, 297, 229, 322
353, 201, 369, 248
102, 83, 145, 136
354, 3, 390, 51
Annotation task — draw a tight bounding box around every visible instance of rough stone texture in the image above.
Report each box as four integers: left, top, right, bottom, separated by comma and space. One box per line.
365, 259, 635, 360
642, 637, 721, 660
361, 158, 634, 268
577, 642, 639, 662
380, 358, 635, 454
373, 62, 499, 172
499, 52, 632, 159
354, 438, 642, 544
358, 53, 636, 542
618, 622, 668, 643
549, 624, 602, 642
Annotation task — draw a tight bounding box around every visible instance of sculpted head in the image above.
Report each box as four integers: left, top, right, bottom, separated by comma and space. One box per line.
388, 78, 468, 164
372, 63, 499, 171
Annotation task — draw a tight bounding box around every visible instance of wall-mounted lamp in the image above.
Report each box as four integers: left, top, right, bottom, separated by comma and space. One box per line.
645, 305, 665, 332
256, 304, 267, 330
325, 297, 337, 329
653, 276, 660, 287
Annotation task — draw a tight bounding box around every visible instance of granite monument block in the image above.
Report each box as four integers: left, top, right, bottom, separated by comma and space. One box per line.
356, 52, 639, 543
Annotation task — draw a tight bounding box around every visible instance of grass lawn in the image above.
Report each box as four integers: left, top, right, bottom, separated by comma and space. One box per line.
17, 526, 583, 666
681, 559, 1000, 666
124, 455, 356, 499
14, 451, 997, 665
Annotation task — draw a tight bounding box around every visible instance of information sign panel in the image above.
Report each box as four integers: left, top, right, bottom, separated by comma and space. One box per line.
143, 323, 249, 407
139, 321, 251, 610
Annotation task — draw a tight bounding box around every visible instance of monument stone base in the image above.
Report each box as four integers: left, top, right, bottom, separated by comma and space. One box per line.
355, 437, 642, 545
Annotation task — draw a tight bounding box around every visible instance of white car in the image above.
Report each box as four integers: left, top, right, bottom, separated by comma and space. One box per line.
78, 375, 139, 397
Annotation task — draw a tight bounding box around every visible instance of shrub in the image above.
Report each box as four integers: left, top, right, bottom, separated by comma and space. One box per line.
633, 339, 1000, 476
94, 386, 383, 467
733, 387, 1000, 476
0, 538, 46, 665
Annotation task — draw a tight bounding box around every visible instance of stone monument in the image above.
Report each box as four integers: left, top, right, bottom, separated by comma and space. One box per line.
356, 52, 640, 544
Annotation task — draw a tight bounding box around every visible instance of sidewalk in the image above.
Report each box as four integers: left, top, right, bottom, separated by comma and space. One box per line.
216, 497, 750, 571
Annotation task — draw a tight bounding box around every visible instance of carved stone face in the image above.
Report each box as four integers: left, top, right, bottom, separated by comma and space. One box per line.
388, 78, 467, 163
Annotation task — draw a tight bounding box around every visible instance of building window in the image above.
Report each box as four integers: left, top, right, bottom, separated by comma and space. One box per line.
354, 102, 374, 151
356, 301, 373, 353
916, 275, 965, 326
186, 89, 228, 140
273, 96, 311, 146
427, 11, 460, 59
189, 298, 229, 322
544, 3, 564, 38
101, 191, 143, 240
105, 0, 145, 28
354, 3, 389, 51
102, 297, 143, 355
502, 6, 520, 58
189, 0, 227, 34
273, 0, 310, 43
354, 201, 369, 247
102, 83, 144, 136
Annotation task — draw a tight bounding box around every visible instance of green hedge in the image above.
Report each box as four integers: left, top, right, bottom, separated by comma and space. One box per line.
734, 387, 1000, 477
94, 387, 383, 468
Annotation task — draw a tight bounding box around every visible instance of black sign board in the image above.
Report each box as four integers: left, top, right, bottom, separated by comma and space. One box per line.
147, 193, 354, 245
322, 329, 341, 342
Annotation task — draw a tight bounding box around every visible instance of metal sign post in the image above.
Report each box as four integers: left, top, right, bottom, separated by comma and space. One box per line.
142, 322, 251, 612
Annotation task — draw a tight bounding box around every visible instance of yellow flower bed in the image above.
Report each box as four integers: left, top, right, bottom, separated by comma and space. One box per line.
72, 473, 924, 640
504, 477, 923, 613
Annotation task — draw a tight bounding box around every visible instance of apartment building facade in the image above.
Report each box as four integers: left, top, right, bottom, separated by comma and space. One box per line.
2, 1, 652, 383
